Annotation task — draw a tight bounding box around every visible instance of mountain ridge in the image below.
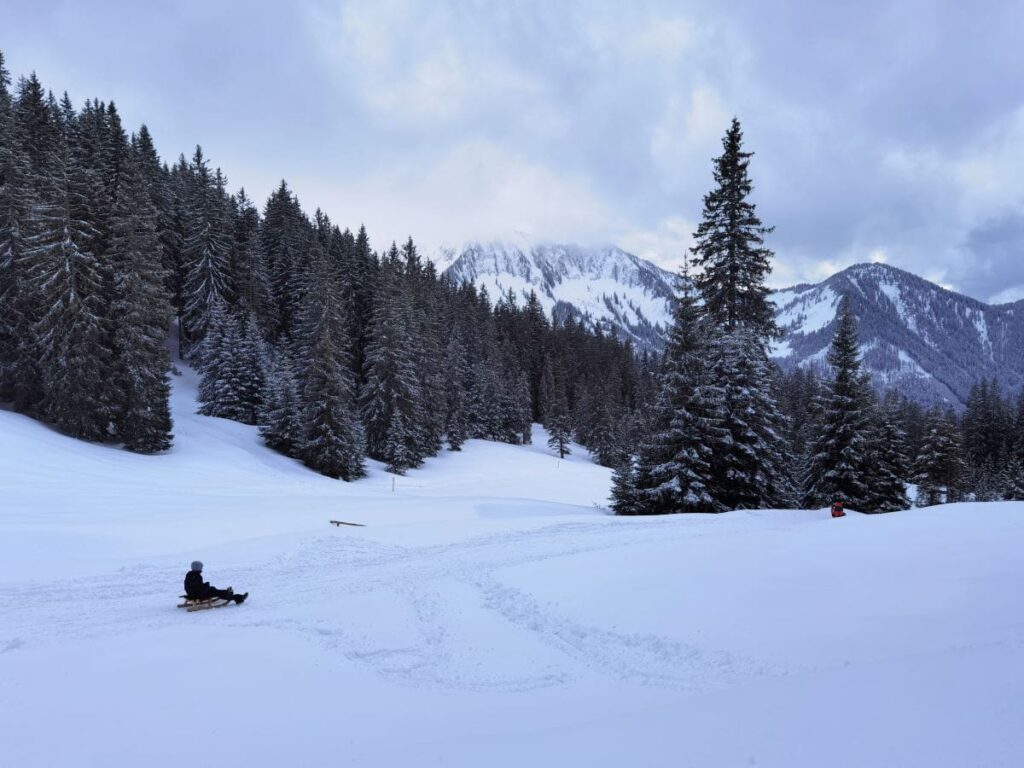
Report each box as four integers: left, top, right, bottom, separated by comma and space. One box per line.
440, 242, 1024, 406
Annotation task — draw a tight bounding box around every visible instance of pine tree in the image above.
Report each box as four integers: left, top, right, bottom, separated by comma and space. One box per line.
915, 408, 965, 506
1004, 391, 1024, 500
300, 314, 365, 480
23, 100, 112, 440
689, 118, 790, 510
231, 188, 273, 332
707, 329, 792, 509
0, 51, 26, 402
180, 147, 232, 357
261, 180, 307, 338
442, 331, 471, 450
197, 301, 264, 425
610, 456, 641, 515
359, 255, 422, 472
691, 118, 777, 339
633, 269, 720, 513
5, 73, 61, 412
865, 393, 911, 511
546, 381, 572, 459
804, 298, 875, 510
109, 145, 173, 452
259, 349, 303, 457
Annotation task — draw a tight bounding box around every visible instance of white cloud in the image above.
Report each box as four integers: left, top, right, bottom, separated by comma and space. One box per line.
292, 139, 620, 255
307, 0, 543, 127
651, 84, 730, 189
617, 216, 695, 272
585, 15, 696, 63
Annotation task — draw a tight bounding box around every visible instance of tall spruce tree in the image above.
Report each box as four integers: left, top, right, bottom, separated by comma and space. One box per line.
865, 392, 911, 511
610, 456, 641, 516
259, 347, 303, 457
804, 298, 875, 510
359, 252, 423, 472
545, 380, 572, 459
632, 268, 719, 514
23, 99, 112, 440
691, 118, 777, 339
0, 51, 25, 401
181, 147, 232, 357
690, 118, 790, 509
298, 248, 365, 481
915, 408, 965, 506
109, 144, 173, 452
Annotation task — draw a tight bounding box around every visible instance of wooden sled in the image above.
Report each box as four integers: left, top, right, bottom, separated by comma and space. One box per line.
330, 519, 366, 527
177, 594, 232, 612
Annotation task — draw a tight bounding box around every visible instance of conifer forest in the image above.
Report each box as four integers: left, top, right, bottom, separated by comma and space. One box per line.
1, 51, 1021, 508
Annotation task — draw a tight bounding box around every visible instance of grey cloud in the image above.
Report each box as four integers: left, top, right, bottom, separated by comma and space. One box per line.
3, 0, 1022, 301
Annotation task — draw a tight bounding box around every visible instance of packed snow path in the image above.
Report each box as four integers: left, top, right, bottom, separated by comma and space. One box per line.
2, 372, 1023, 766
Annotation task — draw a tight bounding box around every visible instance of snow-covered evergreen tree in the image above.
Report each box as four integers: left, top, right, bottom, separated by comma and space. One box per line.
0, 52, 27, 402
300, 316, 365, 480
691, 118, 778, 340
442, 332, 471, 451
688, 118, 790, 509
180, 147, 232, 357
915, 408, 965, 506
545, 382, 572, 459
707, 329, 792, 509
259, 348, 303, 457
865, 393, 911, 511
610, 456, 641, 516
633, 269, 720, 514
804, 298, 875, 510
359, 253, 423, 472
23, 102, 111, 440
109, 144, 173, 452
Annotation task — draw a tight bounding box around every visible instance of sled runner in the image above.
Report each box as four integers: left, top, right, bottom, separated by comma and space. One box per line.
177, 594, 233, 612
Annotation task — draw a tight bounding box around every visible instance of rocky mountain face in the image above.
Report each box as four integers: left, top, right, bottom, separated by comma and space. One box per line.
441, 242, 1024, 406
772, 262, 1024, 405
441, 241, 674, 351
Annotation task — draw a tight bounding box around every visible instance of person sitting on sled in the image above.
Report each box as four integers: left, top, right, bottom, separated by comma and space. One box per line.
184, 561, 248, 604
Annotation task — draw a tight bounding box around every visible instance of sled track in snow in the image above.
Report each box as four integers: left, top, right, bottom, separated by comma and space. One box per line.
0, 517, 780, 693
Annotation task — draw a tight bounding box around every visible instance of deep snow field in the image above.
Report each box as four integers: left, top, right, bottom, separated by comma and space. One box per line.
1, 369, 1022, 767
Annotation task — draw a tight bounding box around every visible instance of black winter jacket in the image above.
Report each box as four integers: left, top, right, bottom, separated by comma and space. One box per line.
184, 570, 209, 599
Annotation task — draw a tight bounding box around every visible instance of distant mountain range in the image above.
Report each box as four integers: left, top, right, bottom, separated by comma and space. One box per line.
440, 242, 1024, 406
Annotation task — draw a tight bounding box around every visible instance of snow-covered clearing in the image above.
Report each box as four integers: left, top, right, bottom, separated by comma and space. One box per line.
1, 370, 1022, 767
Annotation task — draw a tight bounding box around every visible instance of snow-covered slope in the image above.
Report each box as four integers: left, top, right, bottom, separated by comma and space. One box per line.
442, 241, 674, 350
442, 244, 1024, 405
2, 366, 1024, 766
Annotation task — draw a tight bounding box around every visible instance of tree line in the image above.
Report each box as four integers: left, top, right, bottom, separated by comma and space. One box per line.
0, 52, 640, 477
2, 53, 1019, 504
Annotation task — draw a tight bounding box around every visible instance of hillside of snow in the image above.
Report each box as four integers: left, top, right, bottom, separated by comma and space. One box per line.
2, 371, 1023, 767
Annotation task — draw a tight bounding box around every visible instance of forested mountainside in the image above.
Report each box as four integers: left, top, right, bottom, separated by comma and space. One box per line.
773, 263, 1024, 405
445, 243, 1024, 406
442, 241, 673, 351
0, 53, 639, 473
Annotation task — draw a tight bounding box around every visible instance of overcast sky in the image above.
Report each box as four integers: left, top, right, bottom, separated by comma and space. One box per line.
4, 0, 1023, 301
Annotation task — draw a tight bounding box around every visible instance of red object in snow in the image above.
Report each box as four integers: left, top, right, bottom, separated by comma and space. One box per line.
831, 501, 845, 518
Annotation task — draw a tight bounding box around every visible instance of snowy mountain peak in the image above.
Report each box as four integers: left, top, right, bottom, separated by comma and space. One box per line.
443, 241, 675, 349
441, 244, 1024, 406
774, 262, 1024, 405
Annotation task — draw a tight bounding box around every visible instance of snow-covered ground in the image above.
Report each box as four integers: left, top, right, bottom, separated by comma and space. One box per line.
1, 370, 1022, 767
